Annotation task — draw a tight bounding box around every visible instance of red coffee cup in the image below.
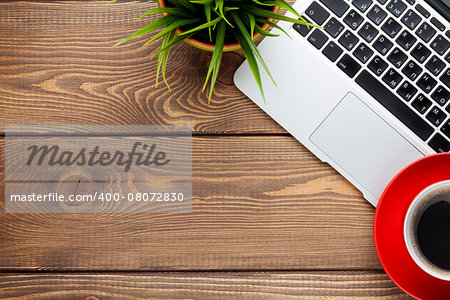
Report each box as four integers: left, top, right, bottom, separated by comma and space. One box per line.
374, 153, 450, 299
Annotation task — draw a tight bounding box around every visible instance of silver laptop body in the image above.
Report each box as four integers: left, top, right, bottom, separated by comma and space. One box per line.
234, 0, 450, 206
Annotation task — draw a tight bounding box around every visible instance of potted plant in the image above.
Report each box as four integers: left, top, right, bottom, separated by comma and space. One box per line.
113, 0, 313, 102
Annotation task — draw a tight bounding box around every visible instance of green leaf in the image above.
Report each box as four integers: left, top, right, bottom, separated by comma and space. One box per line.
223, 7, 239, 12
114, 14, 178, 46
143, 18, 199, 46
178, 16, 222, 36
137, 7, 192, 20
247, 13, 256, 38
256, 17, 291, 39
151, 31, 196, 58
190, 0, 213, 4
254, 24, 279, 37
251, 0, 273, 6
213, 0, 233, 27
214, 0, 224, 15
203, 20, 226, 102
204, 4, 212, 42
246, 6, 318, 28
167, 0, 199, 13
156, 29, 177, 89
230, 11, 276, 87
234, 30, 266, 104
273, 0, 302, 19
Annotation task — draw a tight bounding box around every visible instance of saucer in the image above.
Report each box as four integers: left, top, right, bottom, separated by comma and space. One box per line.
374, 153, 450, 300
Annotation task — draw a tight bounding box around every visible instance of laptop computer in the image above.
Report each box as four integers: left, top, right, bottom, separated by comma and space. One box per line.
234, 0, 450, 206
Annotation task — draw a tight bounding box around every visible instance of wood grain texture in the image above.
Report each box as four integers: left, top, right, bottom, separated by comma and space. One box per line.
0, 136, 378, 271
0, 0, 285, 134
0, 272, 413, 299
0, 0, 405, 297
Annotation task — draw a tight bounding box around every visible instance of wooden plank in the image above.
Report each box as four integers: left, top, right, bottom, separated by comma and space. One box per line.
0, 271, 412, 299
0, 136, 378, 271
0, 1, 285, 134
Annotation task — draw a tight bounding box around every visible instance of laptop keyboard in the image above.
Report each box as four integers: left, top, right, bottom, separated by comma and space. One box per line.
294, 0, 450, 153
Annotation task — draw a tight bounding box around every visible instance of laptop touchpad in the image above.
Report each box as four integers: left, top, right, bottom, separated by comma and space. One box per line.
310, 92, 424, 200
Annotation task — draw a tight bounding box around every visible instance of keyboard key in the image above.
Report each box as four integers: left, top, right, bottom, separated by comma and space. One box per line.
402, 60, 422, 81
445, 51, 450, 63
396, 30, 417, 51
415, 4, 430, 18
416, 22, 437, 42
324, 17, 345, 38
425, 55, 446, 76
337, 54, 362, 78
426, 106, 447, 126
368, 5, 388, 25
352, 0, 373, 13
374, 35, 394, 55
440, 68, 450, 88
401, 9, 422, 30
358, 22, 379, 43
387, 0, 407, 17
412, 94, 432, 114
378, 0, 388, 4
442, 119, 450, 139
323, 41, 344, 62
293, 24, 312, 37
294, 17, 313, 36
446, 30, 450, 39
383, 68, 403, 88
431, 35, 450, 55
431, 17, 445, 32
368, 55, 389, 76
338, 30, 359, 50
405, 0, 415, 4
306, 2, 330, 26
417, 73, 437, 93
428, 133, 450, 152
355, 70, 434, 140
397, 81, 417, 101
397, 81, 417, 102
411, 43, 431, 63
319, 0, 350, 18
344, 9, 364, 30
388, 47, 408, 68
431, 85, 450, 106
308, 29, 329, 49
353, 42, 374, 63
382, 18, 402, 38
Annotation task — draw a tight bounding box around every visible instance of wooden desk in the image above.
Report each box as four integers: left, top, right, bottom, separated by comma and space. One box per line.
0, 1, 413, 299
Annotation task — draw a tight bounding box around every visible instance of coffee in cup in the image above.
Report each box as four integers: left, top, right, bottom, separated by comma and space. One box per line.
404, 180, 450, 281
